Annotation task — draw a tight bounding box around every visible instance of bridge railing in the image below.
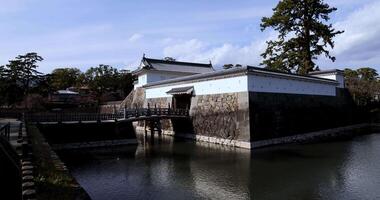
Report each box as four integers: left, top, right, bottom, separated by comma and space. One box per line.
0, 122, 11, 141
24, 107, 189, 123
25, 112, 124, 123
0, 109, 24, 119
124, 108, 189, 117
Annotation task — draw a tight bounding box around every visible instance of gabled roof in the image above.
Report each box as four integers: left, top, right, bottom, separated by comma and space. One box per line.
132, 57, 214, 75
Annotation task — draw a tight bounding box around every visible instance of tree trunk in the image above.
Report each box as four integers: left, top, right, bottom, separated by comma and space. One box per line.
301, 1, 313, 75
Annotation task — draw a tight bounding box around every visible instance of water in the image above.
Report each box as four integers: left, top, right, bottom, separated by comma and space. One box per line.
58, 133, 380, 200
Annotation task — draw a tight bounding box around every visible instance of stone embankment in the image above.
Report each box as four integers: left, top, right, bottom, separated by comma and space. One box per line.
138, 123, 380, 149
251, 123, 380, 148
1, 118, 36, 199
27, 125, 91, 200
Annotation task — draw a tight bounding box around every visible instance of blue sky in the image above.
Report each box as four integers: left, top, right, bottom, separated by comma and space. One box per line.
1, 0, 379, 73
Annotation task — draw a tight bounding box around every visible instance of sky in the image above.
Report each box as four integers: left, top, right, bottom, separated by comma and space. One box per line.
0, 0, 379, 73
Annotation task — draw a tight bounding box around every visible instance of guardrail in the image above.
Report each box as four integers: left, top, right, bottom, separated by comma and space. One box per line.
24, 107, 189, 123
0, 122, 11, 141
124, 108, 189, 118
0, 109, 23, 119
25, 113, 124, 123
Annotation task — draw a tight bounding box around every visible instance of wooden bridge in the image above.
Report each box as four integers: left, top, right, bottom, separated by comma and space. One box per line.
24, 107, 189, 123
23, 106, 190, 135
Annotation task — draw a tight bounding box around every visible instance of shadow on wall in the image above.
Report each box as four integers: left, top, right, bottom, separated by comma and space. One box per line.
37, 122, 136, 144
171, 118, 195, 135
250, 90, 365, 141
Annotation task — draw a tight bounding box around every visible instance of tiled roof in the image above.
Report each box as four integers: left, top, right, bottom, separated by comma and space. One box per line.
133, 57, 214, 75
56, 90, 79, 95
166, 86, 194, 95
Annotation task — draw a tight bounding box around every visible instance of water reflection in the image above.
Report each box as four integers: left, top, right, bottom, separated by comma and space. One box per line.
57, 133, 380, 200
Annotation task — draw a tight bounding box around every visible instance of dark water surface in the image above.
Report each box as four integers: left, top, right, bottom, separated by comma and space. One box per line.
58, 133, 380, 200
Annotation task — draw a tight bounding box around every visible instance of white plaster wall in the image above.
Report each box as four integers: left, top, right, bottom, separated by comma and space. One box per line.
248, 74, 337, 96
311, 74, 345, 88
135, 71, 192, 89
134, 73, 147, 89
336, 75, 345, 88
145, 76, 248, 99
145, 73, 339, 98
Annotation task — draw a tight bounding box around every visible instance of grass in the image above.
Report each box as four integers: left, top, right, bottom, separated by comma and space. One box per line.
27, 125, 91, 200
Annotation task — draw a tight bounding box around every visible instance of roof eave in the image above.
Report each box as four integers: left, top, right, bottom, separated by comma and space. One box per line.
309, 69, 344, 75
144, 57, 213, 68
143, 66, 338, 89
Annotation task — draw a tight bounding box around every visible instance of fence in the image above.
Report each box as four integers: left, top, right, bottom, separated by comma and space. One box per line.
0, 109, 24, 119
0, 122, 11, 141
25, 107, 189, 123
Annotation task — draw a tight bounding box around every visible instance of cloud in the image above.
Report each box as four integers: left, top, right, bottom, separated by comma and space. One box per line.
162, 1, 380, 71
128, 33, 143, 42
326, 0, 377, 7
163, 35, 273, 69
2, 0, 379, 74
321, 1, 380, 69
334, 2, 380, 52
163, 39, 205, 58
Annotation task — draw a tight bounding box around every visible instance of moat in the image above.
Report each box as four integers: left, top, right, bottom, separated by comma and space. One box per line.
58, 133, 380, 200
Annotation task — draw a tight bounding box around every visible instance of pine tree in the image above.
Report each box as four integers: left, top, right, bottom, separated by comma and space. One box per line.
260, 0, 344, 74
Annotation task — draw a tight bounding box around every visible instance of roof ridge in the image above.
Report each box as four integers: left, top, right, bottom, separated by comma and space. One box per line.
143, 57, 213, 68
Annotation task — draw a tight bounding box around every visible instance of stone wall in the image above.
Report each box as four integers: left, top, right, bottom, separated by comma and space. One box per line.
249, 89, 357, 141
99, 102, 121, 114
120, 87, 145, 109
139, 88, 358, 146
146, 97, 174, 131
190, 92, 250, 141
121, 88, 146, 126
132, 87, 146, 108
143, 92, 250, 142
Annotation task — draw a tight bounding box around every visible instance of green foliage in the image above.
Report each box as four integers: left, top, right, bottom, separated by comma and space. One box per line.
85, 64, 119, 94
343, 68, 359, 79
344, 67, 380, 106
0, 52, 43, 107
357, 67, 378, 81
50, 68, 82, 90
261, 0, 344, 74
84, 65, 134, 102
0, 53, 135, 108
7, 52, 43, 88
0, 65, 7, 105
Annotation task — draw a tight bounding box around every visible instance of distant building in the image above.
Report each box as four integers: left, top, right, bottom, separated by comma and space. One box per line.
48, 89, 80, 105
48, 88, 96, 108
